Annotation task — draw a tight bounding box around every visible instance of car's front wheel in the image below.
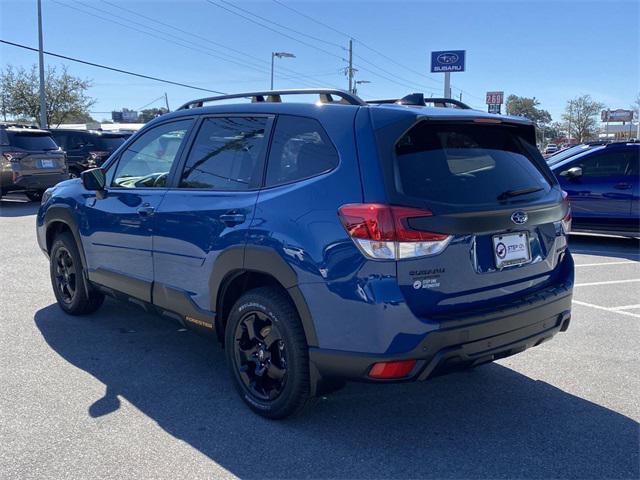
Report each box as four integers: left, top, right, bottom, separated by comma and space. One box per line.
50, 232, 104, 315
225, 287, 312, 419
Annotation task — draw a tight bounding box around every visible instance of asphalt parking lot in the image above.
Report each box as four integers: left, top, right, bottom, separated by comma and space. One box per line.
1, 193, 638, 480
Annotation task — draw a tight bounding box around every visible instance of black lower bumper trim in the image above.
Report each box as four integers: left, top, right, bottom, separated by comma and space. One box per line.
309, 291, 572, 382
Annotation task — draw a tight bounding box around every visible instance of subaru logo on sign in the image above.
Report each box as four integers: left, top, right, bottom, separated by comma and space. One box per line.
437, 53, 459, 64
430, 50, 466, 73
511, 211, 528, 225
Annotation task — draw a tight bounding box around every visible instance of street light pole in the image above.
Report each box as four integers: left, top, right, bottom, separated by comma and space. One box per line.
353, 80, 370, 96
37, 0, 47, 128
270, 52, 295, 90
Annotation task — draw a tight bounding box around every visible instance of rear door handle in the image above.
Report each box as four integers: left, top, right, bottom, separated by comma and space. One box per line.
137, 203, 155, 217
220, 213, 246, 226
614, 183, 631, 190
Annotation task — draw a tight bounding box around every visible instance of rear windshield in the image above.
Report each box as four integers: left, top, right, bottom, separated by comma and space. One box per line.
93, 135, 126, 151
6, 131, 58, 151
393, 122, 552, 208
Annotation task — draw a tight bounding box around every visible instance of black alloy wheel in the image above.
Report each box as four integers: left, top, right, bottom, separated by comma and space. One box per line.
53, 246, 77, 304
234, 310, 288, 401
225, 287, 312, 419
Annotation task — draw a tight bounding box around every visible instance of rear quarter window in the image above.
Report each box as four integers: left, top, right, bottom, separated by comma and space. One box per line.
265, 115, 339, 187
393, 122, 552, 208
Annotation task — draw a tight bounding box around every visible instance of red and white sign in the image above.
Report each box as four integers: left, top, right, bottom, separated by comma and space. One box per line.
486, 91, 504, 105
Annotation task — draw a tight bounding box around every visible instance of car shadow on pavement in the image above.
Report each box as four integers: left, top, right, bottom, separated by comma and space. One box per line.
0, 195, 39, 217
35, 301, 639, 480
569, 234, 640, 261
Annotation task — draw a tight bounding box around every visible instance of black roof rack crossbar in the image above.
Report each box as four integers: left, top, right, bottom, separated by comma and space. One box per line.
366, 93, 471, 109
178, 88, 366, 110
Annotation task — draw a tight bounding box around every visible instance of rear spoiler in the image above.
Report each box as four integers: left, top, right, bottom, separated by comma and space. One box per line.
366, 93, 472, 109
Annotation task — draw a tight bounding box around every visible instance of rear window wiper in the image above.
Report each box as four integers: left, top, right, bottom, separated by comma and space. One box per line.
497, 186, 543, 201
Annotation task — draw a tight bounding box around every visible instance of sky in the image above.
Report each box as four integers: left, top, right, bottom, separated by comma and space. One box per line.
1, 0, 638, 123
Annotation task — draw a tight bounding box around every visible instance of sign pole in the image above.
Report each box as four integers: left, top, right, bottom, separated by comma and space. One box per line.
444, 72, 451, 99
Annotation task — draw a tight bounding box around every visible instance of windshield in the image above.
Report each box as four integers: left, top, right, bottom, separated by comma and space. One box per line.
393, 122, 552, 208
547, 144, 594, 165
7, 131, 59, 151
93, 136, 126, 151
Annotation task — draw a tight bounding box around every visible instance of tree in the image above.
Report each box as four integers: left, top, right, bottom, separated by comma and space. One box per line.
505, 95, 552, 125
0, 64, 95, 127
138, 107, 168, 123
562, 95, 604, 142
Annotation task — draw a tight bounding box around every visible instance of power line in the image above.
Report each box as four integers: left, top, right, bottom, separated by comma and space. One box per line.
137, 95, 166, 111
98, 0, 337, 88
217, 0, 346, 51
0, 39, 226, 94
55, 0, 274, 77
204, 0, 347, 63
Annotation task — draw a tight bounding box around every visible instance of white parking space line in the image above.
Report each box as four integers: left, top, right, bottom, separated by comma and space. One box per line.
573, 300, 640, 319
611, 304, 640, 311
574, 279, 640, 287
575, 261, 636, 267
572, 250, 640, 257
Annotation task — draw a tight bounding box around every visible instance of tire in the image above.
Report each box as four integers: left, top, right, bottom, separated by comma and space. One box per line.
25, 191, 43, 202
225, 286, 312, 419
50, 232, 104, 315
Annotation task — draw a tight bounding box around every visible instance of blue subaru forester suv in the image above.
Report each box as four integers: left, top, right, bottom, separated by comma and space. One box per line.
37, 90, 574, 418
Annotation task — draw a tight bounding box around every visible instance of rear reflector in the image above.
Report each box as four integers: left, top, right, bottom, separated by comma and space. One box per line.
369, 360, 417, 379
338, 204, 451, 260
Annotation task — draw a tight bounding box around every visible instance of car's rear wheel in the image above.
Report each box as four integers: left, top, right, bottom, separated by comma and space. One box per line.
225, 287, 312, 419
50, 232, 104, 315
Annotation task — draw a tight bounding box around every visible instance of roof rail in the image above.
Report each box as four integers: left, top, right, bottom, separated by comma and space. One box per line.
366, 93, 472, 109
178, 88, 366, 110
0, 122, 40, 129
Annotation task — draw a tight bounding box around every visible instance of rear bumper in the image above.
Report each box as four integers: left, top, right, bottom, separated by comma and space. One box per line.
309, 284, 572, 382
10, 173, 69, 192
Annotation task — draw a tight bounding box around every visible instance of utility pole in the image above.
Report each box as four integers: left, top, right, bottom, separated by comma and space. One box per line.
37, 0, 47, 128
164, 92, 170, 112
348, 39, 354, 94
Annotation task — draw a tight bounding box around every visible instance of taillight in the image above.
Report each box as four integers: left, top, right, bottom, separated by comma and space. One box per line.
561, 190, 572, 233
2, 151, 27, 162
338, 204, 452, 260
369, 360, 417, 379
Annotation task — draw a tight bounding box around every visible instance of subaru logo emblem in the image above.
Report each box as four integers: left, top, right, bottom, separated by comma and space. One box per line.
437, 53, 459, 64
511, 211, 528, 225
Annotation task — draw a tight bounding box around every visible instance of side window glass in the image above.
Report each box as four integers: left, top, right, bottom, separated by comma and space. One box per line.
179, 117, 267, 190
625, 149, 639, 176
265, 116, 339, 187
111, 119, 192, 188
576, 152, 628, 177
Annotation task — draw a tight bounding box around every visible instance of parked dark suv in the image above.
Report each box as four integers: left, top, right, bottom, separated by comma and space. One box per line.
1, 124, 68, 201
37, 90, 574, 418
49, 129, 128, 178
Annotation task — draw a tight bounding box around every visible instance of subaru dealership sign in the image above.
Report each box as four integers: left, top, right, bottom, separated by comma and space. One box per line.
430, 50, 466, 72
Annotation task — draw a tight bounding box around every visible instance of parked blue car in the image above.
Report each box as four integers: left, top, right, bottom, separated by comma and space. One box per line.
37, 90, 574, 418
550, 142, 639, 236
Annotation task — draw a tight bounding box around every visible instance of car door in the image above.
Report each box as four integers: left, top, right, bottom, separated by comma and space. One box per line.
625, 146, 640, 225
151, 115, 272, 318
558, 149, 632, 227
82, 118, 194, 302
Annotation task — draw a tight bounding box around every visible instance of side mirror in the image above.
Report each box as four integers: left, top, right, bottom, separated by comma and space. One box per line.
561, 166, 582, 179
81, 168, 106, 192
